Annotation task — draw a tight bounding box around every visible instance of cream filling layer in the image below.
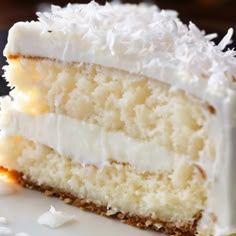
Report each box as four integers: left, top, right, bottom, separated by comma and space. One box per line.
0, 109, 185, 173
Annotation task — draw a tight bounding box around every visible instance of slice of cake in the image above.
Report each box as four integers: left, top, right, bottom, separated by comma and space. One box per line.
1, 2, 236, 235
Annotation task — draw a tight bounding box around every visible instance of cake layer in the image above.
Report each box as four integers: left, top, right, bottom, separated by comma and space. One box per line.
0, 108, 184, 172
1, 100, 216, 176
3, 56, 236, 236
2, 2, 236, 236
5, 57, 215, 160
0, 136, 206, 231
11, 171, 201, 236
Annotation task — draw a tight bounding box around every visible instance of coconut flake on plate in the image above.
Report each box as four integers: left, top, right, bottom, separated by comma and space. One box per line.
37, 206, 76, 229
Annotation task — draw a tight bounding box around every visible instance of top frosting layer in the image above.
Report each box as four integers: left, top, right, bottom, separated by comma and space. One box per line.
4, 1, 236, 101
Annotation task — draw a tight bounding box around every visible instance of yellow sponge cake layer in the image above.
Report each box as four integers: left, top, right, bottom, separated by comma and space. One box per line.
0, 56, 217, 236
0, 136, 205, 235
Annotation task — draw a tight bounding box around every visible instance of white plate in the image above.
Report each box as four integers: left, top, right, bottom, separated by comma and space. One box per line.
0, 186, 163, 236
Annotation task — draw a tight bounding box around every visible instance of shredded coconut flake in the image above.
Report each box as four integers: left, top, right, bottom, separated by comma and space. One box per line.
37, 206, 76, 228
218, 28, 234, 51
205, 33, 218, 41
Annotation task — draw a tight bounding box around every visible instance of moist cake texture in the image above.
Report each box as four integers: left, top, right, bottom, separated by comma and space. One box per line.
1, 2, 236, 236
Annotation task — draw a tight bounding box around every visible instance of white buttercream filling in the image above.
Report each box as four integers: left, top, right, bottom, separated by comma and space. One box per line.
0, 109, 186, 173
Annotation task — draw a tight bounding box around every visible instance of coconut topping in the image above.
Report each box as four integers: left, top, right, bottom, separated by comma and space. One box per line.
36, 2, 236, 85
4, 1, 236, 99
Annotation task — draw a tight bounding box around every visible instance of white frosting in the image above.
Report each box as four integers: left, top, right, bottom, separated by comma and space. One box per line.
1, 108, 184, 173
37, 206, 75, 228
3, 2, 236, 235
4, 2, 236, 103
209, 125, 236, 236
